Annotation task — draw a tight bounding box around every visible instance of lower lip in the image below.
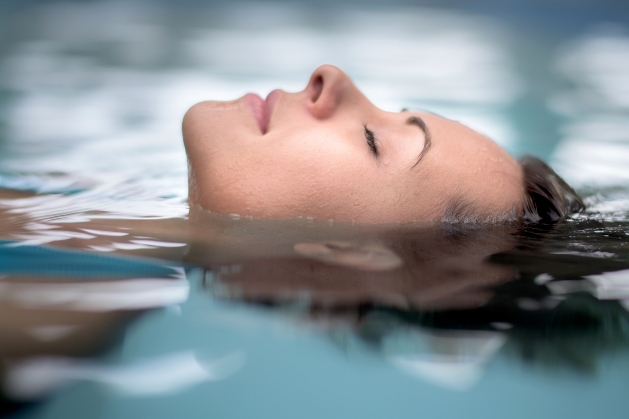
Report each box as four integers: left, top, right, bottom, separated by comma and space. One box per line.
245, 90, 281, 134
245, 93, 266, 134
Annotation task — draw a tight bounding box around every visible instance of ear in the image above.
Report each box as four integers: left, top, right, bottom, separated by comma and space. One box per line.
293, 241, 403, 271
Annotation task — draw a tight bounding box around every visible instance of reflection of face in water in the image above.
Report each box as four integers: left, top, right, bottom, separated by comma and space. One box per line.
293, 241, 404, 271
205, 223, 518, 311
198, 216, 629, 376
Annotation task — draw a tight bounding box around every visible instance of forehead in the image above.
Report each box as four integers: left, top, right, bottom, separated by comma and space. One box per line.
418, 112, 491, 145
416, 111, 516, 164
412, 111, 524, 216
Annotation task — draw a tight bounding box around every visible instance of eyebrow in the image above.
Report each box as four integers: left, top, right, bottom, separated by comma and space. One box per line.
406, 116, 432, 169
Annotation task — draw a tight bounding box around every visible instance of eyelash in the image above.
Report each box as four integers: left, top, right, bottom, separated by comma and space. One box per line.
363, 124, 379, 157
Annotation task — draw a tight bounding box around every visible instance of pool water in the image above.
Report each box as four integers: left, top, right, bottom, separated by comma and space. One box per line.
1, 0, 629, 418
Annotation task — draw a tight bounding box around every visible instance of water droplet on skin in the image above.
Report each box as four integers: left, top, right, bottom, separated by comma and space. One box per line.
328, 219, 334, 226
306, 216, 314, 223
245, 215, 253, 220
229, 214, 240, 220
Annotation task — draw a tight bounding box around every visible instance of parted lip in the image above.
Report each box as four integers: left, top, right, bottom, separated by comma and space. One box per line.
245, 90, 281, 135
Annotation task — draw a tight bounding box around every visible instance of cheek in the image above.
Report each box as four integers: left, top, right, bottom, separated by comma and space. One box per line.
183, 103, 254, 203
204, 132, 378, 219
260, 140, 369, 216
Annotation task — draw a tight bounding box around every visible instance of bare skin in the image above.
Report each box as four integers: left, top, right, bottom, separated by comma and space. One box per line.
183, 65, 524, 223
0, 63, 527, 369
0, 188, 518, 406
0, 188, 517, 312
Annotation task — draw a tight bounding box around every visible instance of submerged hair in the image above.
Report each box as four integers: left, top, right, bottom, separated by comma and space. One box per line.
440, 197, 519, 224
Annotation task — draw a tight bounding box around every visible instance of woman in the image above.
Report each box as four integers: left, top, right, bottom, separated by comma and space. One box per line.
0, 65, 602, 409
183, 65, 584, 224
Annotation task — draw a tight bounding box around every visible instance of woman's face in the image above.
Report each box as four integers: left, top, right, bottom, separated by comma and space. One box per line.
183, 65, 523, 223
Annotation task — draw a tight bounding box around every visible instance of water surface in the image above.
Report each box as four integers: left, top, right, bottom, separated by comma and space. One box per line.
1, 1, 629, 418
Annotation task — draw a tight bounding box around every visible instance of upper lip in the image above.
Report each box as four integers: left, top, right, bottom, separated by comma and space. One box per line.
245, 90, 281, 135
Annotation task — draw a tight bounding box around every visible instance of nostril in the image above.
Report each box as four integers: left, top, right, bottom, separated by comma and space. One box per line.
311, 75, 323, 103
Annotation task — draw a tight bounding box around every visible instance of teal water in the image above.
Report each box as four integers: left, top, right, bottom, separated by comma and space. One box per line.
8, 264, 629, 419
1, 1, 629, 418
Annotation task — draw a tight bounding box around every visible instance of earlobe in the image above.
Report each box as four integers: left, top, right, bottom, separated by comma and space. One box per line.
293, 241, 403, 271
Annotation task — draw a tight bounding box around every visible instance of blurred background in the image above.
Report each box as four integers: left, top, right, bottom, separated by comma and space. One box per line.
1, 0, 629, 204
2, 1, 629, 418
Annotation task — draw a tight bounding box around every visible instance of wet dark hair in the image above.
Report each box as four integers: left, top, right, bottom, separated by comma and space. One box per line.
519, 156, 585, 224
441, 156, 585, 224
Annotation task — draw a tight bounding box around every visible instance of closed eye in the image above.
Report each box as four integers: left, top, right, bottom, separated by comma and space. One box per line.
363, 124, 379, 157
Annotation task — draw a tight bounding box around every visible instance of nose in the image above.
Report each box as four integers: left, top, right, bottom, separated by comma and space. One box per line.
305, 65, 355, 119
